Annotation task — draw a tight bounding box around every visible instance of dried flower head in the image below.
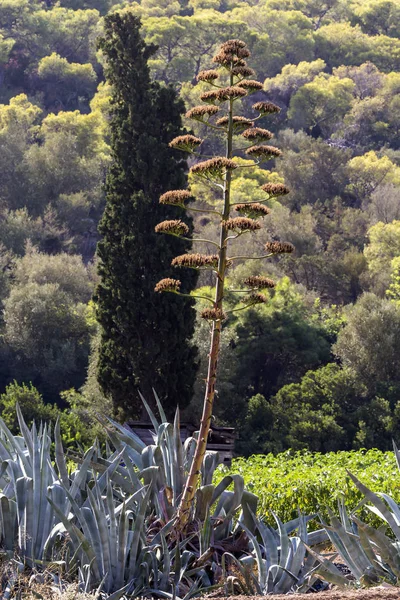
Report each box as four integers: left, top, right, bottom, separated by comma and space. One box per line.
221, 39, 247, 52
215, 86, 247, 101
169, 135, 202, 151
200, 90, 219, 104
216, 116, 254, 130
232, 66, 256, 78
225, 217, 261, 231
159, 190, 193, 207
197, 69, 219, 82
190, 157, 237, 178
264, 241, 295, 254
242, 127, 273, 142
236, 80, 263, 92
212, 52, 246, 67
235, 203, 270, 218
201, 307, 226, 321
244, 275, 276, 289
261, 183, 290, 196
245, 145, 282, 160
243, 292, 267, 305
237, 47, 251, 58
186, 105, 219, 120
155, 220, 190, 236
155, 278, 181, 293
252, 101, 281, 114
172, 253, 219, 269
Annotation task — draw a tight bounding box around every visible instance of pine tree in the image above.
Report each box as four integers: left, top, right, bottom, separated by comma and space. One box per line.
95, 12, 198, 419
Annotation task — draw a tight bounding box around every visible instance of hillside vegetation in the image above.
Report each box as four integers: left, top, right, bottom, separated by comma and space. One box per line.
1, 0, 400, 453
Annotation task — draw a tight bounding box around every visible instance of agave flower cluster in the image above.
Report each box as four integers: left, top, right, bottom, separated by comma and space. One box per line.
154, 39, 294, 531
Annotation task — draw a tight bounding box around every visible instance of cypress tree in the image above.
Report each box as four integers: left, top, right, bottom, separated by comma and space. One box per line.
95, 12, 198, 419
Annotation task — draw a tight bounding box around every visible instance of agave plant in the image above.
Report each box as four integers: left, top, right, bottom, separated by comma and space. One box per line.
221, 513, 328, 595
314, 443, 400, 589
0, 406, 68, 561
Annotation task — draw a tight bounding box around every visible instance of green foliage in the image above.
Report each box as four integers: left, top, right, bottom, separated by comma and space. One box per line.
0, 381, 57, 433
96, 13, 198, 419
0, 381, 99, 448
333, 293, 400, 398
364, 219, 400, 294
288, 74, 355, 137
4, 250, 94, 400
226, 278, 331, 414
1, 0, 400, 452
37, 53, 97, 110
217, 449, 400, 530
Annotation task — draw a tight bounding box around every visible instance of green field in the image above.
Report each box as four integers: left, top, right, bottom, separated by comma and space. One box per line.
216, 449, 400, 529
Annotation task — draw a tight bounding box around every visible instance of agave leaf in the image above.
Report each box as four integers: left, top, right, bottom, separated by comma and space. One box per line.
393, 441, 400, 473
0, 494, 17, 552
377, 493, 400, 528
201, 453, 219, 486
87, 486, 112, 590
283, 513, 315, 535
48, 495, 97, 569
68, 446, 96, 507
54, 418, 69, 488
121, 447, 142, 489
347, 471, 400, 540
152, 389, 168, 424
304, 543, 351, 587
272, 512, 293, 592
338, 496, 353, 533
0, 439, 13, 462
199, 506, 212, 555
0, 420, 31, 475
128, 484, 153, 580
288, 519, 307, 583
159, 531, 171, 591
183, 437, 196, 472
239, 490, 258, 534
307, 528, 329, 546
15, 404, 33, 459
222, 552, 259, 595
195, 485, 214, 522
114, 502, 129, 591
352, 516, 400, 579
257, 519, 278, 571
80, 506, 103, 582
106, 582, 132, 600
211, 475, 244, 517
326, 507, 372, 578
357, 523, 389, 581
173, 409, 184, 498
240, 522, 267, 590
138, 391, 160, 432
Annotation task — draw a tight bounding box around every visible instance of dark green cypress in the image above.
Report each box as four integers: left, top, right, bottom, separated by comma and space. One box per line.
95, 13, 198, 419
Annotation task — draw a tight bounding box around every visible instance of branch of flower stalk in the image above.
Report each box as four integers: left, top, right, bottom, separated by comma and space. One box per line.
228, 252, 274, 261
160, 232, 221, 248
193, 120, 225, 131
226, 230, 253, 242
178, 292, 215, 303
187, 206, 223, 216
227, 301, 264, 314
192, 173, 231, 185
230, 200, 270, 205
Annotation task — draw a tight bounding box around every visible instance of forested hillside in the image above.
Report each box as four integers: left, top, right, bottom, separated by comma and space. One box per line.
1, 0, 400, 453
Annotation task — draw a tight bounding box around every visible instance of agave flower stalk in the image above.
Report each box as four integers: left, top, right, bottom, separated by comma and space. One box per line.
155, 39, 293, 532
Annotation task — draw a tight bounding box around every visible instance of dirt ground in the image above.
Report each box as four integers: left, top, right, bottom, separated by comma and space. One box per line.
208, 590, 400, 600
